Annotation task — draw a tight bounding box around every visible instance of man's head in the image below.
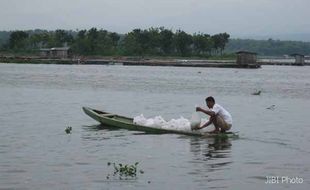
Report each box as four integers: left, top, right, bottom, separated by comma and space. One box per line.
205, 96, 215, 108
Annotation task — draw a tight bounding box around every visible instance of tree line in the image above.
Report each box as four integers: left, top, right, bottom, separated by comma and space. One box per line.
225, 38, 310, 56
0, 28, 230, 57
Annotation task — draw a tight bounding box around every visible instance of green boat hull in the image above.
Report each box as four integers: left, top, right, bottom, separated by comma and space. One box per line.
82, 107, 238, 137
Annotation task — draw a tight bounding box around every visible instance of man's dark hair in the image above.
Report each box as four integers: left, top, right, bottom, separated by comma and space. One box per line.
205, 96, 215, 103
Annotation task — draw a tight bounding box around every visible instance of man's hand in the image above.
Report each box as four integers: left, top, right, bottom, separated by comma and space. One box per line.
196, 107, 203, 112
191, 125, 201, 130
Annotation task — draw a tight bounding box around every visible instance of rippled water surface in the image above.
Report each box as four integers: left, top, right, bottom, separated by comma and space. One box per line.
1, 64, 309, 189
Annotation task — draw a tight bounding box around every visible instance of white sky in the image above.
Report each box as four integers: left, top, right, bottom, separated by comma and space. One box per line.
1, 0, 309, 36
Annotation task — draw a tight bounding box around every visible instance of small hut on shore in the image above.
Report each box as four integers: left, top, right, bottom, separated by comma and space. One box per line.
290, 53, 305, 66
236, 51, 257, 65
39, 47, 71, 59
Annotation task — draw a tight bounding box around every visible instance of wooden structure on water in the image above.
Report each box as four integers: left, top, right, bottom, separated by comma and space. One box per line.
39, 47, 71, 59
236, 51, 257, 65
290, 53, 305, 66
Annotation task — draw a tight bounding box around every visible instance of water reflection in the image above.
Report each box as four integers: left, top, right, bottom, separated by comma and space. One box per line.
83, 124, 151, 135
207, 137, 232, 158
82, 124, 112, 131
187, 136, 233, 188
81, 124, 114, 141
81, 124, 149, 142
189, 136, 232, 161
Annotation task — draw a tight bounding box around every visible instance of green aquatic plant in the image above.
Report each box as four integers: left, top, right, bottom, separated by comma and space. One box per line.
65, 126, 72, 134
212, 132, 239, 141
266, 105, 276, 110
106, 162, 144, 180
251, 90, 261, 95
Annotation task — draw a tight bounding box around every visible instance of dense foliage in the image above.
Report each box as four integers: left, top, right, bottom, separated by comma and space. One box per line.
2, 29, 309, 57
0, 28, 230, 57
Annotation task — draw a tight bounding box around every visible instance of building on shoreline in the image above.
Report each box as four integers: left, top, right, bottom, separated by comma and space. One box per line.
236, 51, 257, 65
39, 47, 71, 59
290, 53, 305, 66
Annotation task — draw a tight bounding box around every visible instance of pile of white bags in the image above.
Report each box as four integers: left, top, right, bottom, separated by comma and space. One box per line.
190, 112, 201, 129
133, 113, 214, 132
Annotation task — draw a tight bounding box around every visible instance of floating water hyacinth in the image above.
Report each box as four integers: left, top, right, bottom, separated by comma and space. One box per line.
252, 90, 262, 95
65, 126, 72, 134
106, 162, 144, 180
266, 105, 276, 110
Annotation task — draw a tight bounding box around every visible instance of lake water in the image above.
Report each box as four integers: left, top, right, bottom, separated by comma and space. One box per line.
0, 63, 309, 190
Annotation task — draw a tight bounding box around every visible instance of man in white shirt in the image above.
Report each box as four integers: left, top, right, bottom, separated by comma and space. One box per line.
194, 96, 232, 133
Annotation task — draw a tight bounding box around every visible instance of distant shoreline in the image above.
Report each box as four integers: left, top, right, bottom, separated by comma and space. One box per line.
0, 55, 262, 68
0, 55, 308, 68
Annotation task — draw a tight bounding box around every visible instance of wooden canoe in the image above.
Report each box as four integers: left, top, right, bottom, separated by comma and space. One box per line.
82, 107, 238, 138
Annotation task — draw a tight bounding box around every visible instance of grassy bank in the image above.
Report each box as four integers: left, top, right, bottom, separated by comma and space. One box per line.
0, 52, 237, 64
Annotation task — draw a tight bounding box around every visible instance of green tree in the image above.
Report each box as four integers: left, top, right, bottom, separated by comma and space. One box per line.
109, 32, 121, 54
173, 30, 192, 56
159, 27, 174, 55
87, 28, 99, 53
96, 29, 116, 55
122, 29, 148, 55
28, 32, 51, 49
109, 32, 120, 46
71, 30, 91, 54
8, 31, 29, 50
55, 29, 73, 46
146, 27, 161, 55
193, 33, 215, 57
211, 33, 230, 55
218, 33, 230, 55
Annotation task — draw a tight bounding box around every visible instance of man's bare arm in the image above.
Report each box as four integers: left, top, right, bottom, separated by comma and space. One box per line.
196, 107, 215, 117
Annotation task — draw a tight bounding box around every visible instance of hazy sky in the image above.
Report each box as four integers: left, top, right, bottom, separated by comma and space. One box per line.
1, 0, 310, 36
